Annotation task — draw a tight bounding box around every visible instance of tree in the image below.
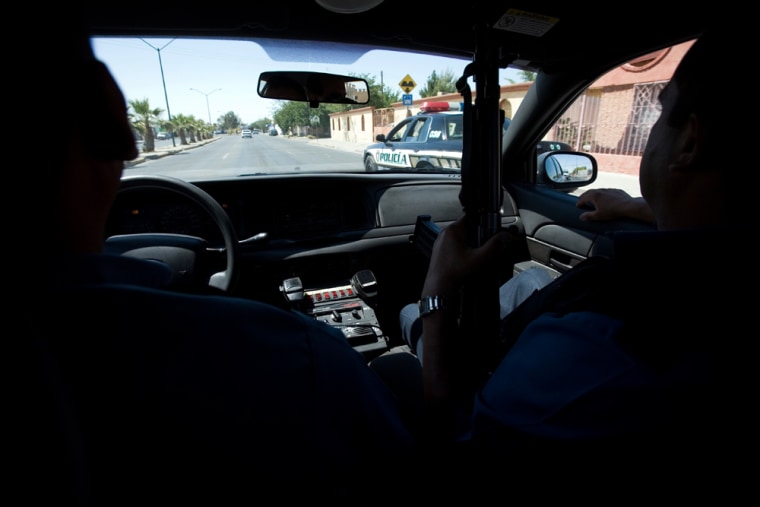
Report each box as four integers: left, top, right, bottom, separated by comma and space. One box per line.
268, 69, 475, 136
128, 98, 164, 153
350, 73, 400, 109
273, 101, 311, 135
191, 118, 208, 141
267, 72, 403, 137
217, 111, 242, 133
171, 113, 193, 145
250, 118, 272, 132
160, 118, 177, 139
505, 70, 536, 84
418, 69, 458, 98
184, 116, 203, 143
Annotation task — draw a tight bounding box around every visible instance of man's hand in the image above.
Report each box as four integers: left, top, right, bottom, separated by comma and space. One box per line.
576, 188, 655, 224
421, 217, 513, 298
420, 216, 515, 414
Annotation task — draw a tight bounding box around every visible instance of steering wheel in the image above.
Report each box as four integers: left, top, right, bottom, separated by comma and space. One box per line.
105, 174, 239, 293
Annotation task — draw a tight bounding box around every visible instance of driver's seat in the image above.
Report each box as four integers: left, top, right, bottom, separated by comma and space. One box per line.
21, 331, 91, 505
21, 271, 417, 503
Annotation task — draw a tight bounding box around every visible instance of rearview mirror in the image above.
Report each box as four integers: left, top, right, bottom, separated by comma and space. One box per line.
537, 151, 597, 190
257, 71, 370, 108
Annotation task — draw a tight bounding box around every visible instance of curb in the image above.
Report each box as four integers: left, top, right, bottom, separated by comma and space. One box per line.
125, 137, 221, 168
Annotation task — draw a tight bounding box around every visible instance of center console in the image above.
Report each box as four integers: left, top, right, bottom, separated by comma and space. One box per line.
280, 270, 388, 359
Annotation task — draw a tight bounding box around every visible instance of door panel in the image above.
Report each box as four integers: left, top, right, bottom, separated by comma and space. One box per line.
508, 184, 652, 274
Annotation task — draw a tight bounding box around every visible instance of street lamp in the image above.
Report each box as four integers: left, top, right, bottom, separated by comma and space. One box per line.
190, 88, 222, 125
140, 38, 177, 147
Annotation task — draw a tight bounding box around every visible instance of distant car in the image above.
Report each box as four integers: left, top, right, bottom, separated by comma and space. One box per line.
241, 129, 253, 138
156, 132, 171, 140
269, 129, 278, 136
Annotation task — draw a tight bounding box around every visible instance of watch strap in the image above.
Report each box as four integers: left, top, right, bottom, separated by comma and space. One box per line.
418, 295, 448, 318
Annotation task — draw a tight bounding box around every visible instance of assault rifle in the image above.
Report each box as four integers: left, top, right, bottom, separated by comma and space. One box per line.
411, 23, 507, 393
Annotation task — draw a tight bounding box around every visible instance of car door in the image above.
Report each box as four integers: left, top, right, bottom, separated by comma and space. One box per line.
501, 42, 675, 279
374, 116, 430, 170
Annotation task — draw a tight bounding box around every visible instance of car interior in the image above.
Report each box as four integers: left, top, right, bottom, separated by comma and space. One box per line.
82, 4, 707, 362
27, 1, 716, 499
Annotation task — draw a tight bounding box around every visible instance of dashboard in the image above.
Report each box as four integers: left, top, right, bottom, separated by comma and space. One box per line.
108, 174, 470, 246
106, 173, 488, 350
107, 189, 226, 246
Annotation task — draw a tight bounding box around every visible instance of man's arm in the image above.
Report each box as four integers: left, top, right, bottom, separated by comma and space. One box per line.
420, 217, 512, 429
577, 188, 655, 224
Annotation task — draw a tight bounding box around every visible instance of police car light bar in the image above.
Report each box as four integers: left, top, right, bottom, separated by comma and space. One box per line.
418, 101, 466, 112
420, 101, 450, 112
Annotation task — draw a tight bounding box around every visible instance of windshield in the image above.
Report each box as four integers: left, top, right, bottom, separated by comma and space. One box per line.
92, 36, 526, 180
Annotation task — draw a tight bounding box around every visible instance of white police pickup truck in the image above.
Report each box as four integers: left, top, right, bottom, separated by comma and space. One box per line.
363, 101, 463, 172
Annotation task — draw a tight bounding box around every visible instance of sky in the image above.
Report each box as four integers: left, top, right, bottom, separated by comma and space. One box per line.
92, 37, 516, 125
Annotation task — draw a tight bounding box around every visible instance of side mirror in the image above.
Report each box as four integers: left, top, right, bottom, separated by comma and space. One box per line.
257, 71, 370, 108
537, 151, 597, 191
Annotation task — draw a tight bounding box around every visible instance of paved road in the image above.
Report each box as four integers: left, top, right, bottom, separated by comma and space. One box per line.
130, 135, 640, 197
127, 135, 357, 167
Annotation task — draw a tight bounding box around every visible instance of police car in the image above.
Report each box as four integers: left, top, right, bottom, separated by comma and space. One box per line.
363, 102, 572, 173
363, 101, 463, 172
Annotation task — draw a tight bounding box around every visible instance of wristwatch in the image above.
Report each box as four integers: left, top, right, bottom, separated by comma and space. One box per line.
418, 295, 449, 318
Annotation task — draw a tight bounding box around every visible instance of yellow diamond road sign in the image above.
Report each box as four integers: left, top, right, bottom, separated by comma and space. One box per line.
399, 74, 416, 94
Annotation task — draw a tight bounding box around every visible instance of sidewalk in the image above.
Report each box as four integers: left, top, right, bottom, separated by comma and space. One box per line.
284, 132, 365, 154
303, 136, 365, 154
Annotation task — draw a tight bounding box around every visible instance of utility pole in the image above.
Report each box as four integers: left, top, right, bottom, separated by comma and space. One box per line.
190, 88, 222, 125
140, 38, 177, 147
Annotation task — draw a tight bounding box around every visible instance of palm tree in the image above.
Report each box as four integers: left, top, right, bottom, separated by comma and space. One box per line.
185, 116, 203, 143
160, 118, 177, 140
128, 98, 164, 152
127, 111, 143, 144
171, 114, 192, 145
193, 118, 207, 141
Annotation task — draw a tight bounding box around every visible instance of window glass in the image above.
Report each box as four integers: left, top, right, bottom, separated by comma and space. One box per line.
543, 38, 696, 198
406, 118, 428, 142
447, 117, 463, 139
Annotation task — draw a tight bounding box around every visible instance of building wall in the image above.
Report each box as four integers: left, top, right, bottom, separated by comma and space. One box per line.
329, 106, 375, 144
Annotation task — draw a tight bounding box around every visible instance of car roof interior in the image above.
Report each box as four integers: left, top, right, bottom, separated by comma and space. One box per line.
84, 3, 708, 73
